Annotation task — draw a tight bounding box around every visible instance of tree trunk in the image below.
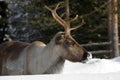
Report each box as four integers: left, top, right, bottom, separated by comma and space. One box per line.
66, 0, 70, 26
108, 0, 119, 57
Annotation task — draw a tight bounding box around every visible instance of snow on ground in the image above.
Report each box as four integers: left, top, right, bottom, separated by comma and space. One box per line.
0, 57, 120, 80
63, 57, 120, 74
0, 72, 120, 80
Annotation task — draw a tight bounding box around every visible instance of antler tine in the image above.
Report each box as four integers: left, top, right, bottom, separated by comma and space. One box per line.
45, 5, 52, 12
70, 19, 85, 31
45, 3, 70, 36
70, 15, 78, 22
44, 3, 61, 11
55, 3, 61, 10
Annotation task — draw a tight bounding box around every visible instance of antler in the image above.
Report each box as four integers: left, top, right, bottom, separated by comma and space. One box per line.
45, 3, 70, 36
45, 3, 85, 37
70, 19, 85, 31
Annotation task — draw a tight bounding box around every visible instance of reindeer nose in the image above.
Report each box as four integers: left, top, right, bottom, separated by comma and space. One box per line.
81, 52, 92, 63
87, 52, 92, 60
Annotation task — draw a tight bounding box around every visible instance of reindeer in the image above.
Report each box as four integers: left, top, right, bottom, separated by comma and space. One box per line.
0, 3, 92, 75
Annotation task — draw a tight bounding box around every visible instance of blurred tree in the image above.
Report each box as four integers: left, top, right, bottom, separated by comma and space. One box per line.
24, 0, 109, 44
108, 0, 119, 57
23, 0, 120, 58
0, 0, 119, 58
0, 1, 9, 44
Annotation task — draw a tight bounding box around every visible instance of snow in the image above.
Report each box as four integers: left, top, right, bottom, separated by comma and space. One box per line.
1, 57, 120, 80
0, 73, 120, 80
63, 57, 120, 74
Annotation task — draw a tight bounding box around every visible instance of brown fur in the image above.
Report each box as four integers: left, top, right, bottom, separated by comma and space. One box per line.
0, 33, 90, 75
0, 41, 29, 60
31, 41, 46, 46
0, 41, 30, 75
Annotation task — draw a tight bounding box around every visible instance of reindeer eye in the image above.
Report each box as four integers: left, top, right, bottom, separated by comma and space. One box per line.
66, 40, 74, 46
55, 35, 65, 44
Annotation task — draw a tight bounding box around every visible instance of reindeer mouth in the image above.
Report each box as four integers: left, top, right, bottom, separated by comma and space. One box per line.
87, 52, 92, 60
81, 52, 92, 63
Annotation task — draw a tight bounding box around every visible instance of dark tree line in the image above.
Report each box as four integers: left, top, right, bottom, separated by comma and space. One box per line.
24, 0, 110, 43
0, 0, 120, 58
0, 1, 9, 43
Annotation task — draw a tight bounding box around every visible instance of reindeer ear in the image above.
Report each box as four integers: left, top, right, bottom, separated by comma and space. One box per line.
55, 34, 65, 45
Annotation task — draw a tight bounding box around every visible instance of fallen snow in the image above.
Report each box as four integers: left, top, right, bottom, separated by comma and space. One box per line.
0, 72, 120, 80
1, 57, 120, 80
63, 57, 120, 74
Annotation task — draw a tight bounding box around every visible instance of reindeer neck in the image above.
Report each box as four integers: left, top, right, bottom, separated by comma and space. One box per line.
27, 40, 65, 74
40, 41, 65, 74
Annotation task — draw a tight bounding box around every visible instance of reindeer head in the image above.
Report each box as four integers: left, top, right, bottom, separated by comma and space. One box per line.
45, 3, 92, 62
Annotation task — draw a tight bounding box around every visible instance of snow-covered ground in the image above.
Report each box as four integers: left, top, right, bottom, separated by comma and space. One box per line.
0, 57, 120, 80
0, 72, 120, 80
63, 57, 120, 74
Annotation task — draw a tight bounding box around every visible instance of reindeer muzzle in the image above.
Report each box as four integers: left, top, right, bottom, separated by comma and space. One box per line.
82, 52, 92, 63
87, 52, 92, 60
